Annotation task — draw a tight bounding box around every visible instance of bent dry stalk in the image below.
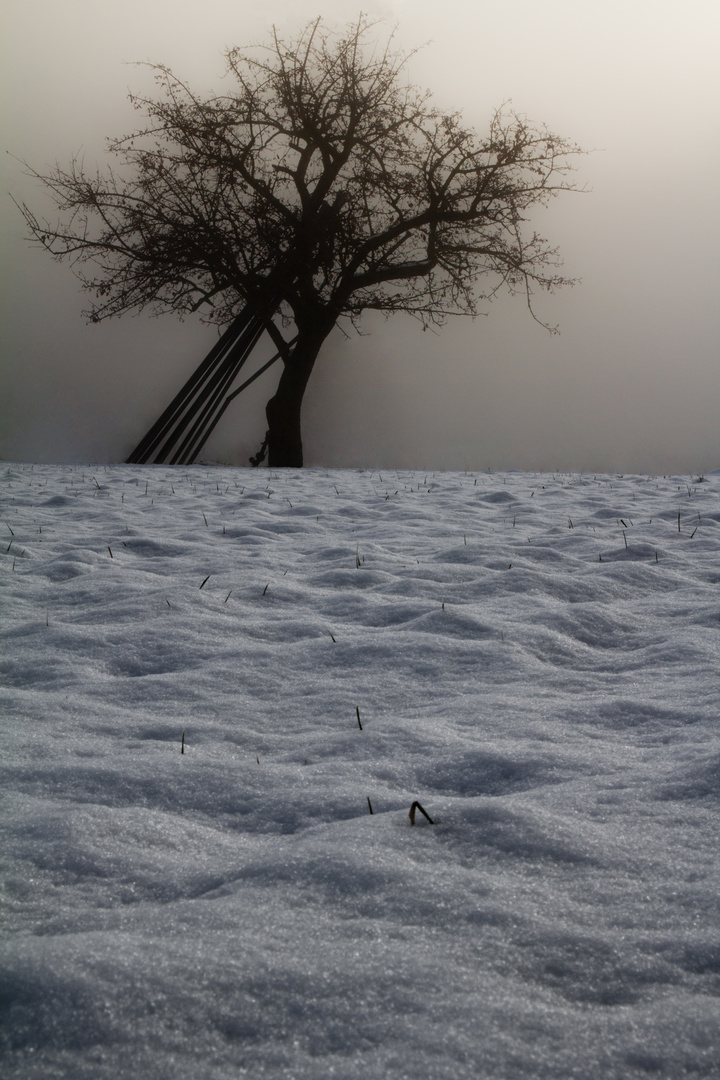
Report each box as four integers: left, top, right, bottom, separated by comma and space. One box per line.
409, 801, 434, 826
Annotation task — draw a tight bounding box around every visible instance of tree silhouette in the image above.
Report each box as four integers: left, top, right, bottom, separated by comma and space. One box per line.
18, 16, 583, 467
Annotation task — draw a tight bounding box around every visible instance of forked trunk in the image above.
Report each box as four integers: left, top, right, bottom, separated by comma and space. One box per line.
265, 330, 327, 467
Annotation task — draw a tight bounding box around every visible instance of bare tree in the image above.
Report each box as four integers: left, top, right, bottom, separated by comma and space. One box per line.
17, 16, 583, 467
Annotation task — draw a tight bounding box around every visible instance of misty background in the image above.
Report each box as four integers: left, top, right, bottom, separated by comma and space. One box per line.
1, 0, 718, 472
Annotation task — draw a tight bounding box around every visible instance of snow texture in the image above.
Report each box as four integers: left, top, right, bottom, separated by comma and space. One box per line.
1, 463, 719, 1079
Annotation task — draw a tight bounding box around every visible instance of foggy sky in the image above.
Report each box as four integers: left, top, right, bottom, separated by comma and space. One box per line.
2, 0, 718, 472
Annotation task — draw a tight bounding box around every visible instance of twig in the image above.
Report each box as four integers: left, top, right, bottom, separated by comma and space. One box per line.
409, 801, 434, 825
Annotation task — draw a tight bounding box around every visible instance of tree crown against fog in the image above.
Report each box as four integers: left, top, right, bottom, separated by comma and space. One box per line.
18, 16, 583, 466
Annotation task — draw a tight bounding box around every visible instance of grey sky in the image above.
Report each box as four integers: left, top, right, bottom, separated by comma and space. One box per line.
2, 0, 718, 471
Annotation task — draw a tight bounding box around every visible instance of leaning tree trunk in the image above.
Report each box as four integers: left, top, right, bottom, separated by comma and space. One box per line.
265, 327, 329, 467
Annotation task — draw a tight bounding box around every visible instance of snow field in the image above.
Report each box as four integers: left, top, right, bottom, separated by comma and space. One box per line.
1, 464, 719, 1079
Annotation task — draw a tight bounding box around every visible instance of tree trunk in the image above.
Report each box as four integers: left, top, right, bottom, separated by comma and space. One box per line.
265, 329, 328, 467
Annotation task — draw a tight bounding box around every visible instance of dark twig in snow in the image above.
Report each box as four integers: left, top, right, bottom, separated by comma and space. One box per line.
409, 801, 434, 826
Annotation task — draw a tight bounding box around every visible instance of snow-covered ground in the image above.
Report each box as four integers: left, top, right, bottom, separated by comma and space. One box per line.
1, 463, 719, 1080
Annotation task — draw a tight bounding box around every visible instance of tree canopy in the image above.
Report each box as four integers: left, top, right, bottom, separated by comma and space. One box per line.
18, 16, 584, 466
